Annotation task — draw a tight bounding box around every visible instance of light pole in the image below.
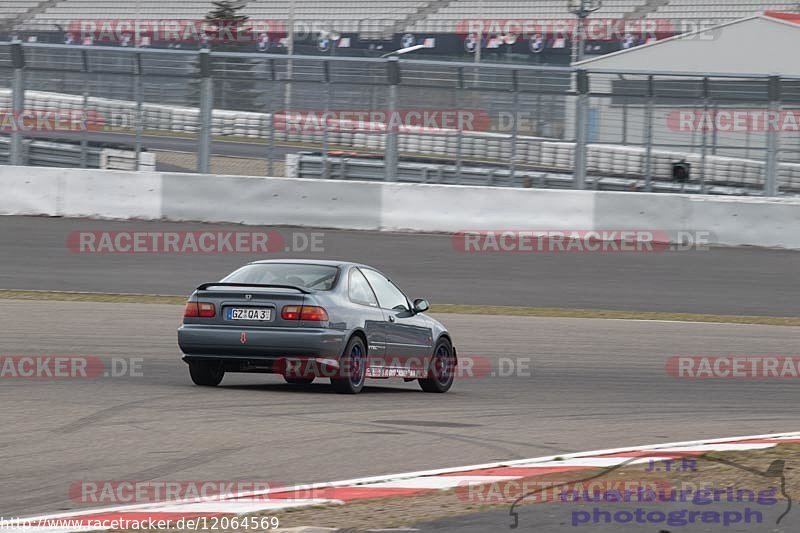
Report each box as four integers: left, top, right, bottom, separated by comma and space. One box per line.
568, 0, 601, 65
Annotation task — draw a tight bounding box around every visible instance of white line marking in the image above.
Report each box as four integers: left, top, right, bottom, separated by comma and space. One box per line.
510, 457, 654, 468
628, 443, 777, 452
133, 500, 334, 514
363, 476, 519, 490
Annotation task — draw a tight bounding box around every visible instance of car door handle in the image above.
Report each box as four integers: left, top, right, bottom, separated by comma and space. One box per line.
388, 315, 396, 322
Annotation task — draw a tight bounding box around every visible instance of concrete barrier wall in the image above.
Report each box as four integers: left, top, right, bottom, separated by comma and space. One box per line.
381, 183, 595, 233
0, 165, 61, 216
687, 196, 800, 249
0, 166, 162, 219
1, 165, 799, 249
594, 192, 800, 249
160, 173, 382, 230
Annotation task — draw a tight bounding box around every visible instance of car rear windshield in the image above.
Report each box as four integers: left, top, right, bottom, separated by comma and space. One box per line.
222, 264, 339, 291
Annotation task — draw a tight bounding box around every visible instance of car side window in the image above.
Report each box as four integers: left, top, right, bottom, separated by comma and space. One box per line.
361, 269, 409, 311
349, 268, 378, 307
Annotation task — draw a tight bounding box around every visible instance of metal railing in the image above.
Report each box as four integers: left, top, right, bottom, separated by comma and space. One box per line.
1, 40, 799, 195
0, 135, 153, 170
291, 152, 756, 195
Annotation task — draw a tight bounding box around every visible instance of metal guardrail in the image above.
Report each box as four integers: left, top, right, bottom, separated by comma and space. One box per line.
0, 136, 99, 167
291, 153, 764, 196
0, 135, 153, 170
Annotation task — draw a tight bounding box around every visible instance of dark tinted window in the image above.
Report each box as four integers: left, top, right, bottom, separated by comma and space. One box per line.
362, 269, 409, 311
223, 264, 339, 291
349, 268, 378, 306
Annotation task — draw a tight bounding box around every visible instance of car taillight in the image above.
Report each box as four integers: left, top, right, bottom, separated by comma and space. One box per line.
184, 301, 216, 318
300, 306, 329, 321
282, 305, 328, 321
282, 305, 301, 320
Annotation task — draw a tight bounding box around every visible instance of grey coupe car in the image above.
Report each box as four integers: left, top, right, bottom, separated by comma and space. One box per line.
178, 260, 457, 394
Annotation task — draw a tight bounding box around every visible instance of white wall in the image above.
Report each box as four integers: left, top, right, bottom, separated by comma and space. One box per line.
0, 166, 162, 219
160, 173, 383, 230
381, 183, 595, 233
1, 166, 799, 249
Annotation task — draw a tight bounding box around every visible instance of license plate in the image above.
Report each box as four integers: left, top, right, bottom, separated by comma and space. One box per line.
227, 307, 272, 321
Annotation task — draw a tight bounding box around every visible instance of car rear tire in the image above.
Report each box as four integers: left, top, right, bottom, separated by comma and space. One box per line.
331, 336, 367, 394
188, 360, 224, 387
419, 338, 455, 393
284, 377, 315, 385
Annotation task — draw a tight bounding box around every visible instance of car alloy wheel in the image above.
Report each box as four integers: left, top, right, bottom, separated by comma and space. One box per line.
331, 336, 367, 394
419, 339, 455, 393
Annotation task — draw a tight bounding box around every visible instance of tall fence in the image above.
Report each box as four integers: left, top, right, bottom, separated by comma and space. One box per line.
1, 40, 799, 195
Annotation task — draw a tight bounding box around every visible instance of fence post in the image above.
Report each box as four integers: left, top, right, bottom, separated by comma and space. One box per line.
711, 101, 718, 155
621, 99, 628, 145
643, 75, 654, 192
456, 66, 464, 182
80, 50, 89, 169
536, 75, 543, 136
573, 69, 589, 189
197, 48, 213, 174
134, 52, 144, 171
699, 77, 709, 194
10, 41, 25, 166
266, 59, 276, 177
384, 57, 400, 181
322, 60, 331, 179
510, 69, 519, 184
764, 75, 781, 196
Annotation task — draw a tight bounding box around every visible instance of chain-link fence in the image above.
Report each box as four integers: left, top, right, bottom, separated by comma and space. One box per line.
1, 41, 798, 195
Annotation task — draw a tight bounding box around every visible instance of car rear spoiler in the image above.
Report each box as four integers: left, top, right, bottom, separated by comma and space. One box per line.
196, 282, 312, 294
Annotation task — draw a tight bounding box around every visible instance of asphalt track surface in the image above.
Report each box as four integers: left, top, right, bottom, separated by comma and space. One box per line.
2, 300, 800, 517
1, 216, 800, 316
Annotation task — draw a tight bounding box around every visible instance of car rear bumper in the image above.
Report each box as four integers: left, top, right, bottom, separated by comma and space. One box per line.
178, 324, 346, 361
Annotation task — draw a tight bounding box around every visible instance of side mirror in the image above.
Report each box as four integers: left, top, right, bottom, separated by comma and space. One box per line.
413, 298, 430, 313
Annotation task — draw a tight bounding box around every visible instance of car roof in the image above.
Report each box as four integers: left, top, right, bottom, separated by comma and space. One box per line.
245, 259, 397, 285
249, 259, 370, 269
